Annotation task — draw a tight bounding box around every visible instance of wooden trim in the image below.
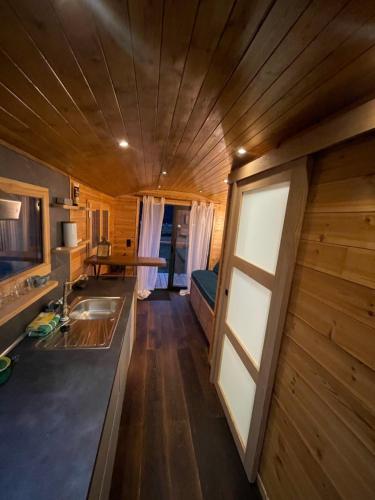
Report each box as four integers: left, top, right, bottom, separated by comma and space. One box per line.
52, 240, 89, 253
216, 382, 246, 458
237, 167, 292, 192
211, 157, 310, 483
225, 325, 259, 383
133, 189, 215, 203
190, 280, 215, 345
211, 166, 293, 375
208, 186, 232, 364
232, 256, 274, 291
0, 280, 58, 327
0, 176, 51, 290
210, 182, 240, 379
244, 159, 310, 480
229, 98, 375, 184
257, 475, 270, 500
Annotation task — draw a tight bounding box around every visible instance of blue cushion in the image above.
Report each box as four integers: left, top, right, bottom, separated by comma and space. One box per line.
213, 262, 220, 274
191, 270, 217, 310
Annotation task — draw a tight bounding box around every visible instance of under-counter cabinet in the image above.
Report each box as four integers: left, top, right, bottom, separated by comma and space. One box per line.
89, 295, 136, 500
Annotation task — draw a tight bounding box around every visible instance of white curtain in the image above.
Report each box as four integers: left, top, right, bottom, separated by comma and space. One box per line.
137, 196, 165, 299
181, 201, 214, 294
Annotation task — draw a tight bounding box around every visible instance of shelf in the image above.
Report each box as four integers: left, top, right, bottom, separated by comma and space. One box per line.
52, 240, 89, 254
51, 204, 88, 211
0, 280, 58, 327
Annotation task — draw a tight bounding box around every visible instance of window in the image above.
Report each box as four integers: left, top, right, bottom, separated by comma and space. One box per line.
0, 195, 43, 281
92, 209, 100, 247
0, 176, 51, 288
102, 210, 109, 240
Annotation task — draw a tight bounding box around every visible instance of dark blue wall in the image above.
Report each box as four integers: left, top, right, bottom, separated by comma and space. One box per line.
0, 145, 70, 353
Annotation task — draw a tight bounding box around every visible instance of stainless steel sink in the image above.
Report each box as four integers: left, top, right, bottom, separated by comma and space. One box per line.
69, 297, 122, 320
35, 296, 125, 350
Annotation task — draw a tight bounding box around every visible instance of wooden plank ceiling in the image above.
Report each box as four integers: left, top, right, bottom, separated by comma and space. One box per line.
1, 0, 375, 201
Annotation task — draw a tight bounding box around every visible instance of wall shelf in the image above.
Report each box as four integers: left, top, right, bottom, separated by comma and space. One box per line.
0, 280, 58, 327
51, 203, 88, 211
52, 240, 89, 254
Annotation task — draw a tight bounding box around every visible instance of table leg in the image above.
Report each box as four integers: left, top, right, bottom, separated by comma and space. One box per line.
122, 265, 126, 280
97, 264, 101, 280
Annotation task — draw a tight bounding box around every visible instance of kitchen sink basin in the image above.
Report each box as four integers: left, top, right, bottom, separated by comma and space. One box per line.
69, 297, 122, 320
35, 296, 125, 350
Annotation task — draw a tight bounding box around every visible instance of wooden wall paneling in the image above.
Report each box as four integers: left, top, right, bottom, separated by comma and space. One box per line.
90, 0, 146, 186
7, 0, 110, 143
166, 0, 275, 185
174, 0, 346, 183
0, 2, 100, 151
1, 1, 375, 199
0, 80, 74, 165
273, 357, 375, 498
160, 0, 235, 179
127, 0, 164, 186
208, 202, 227, 269
307, 174, 375, 213
50, 0, 124, 143
153, 0, 199, 184
0, 110, 69, 173
280, 336, 375, 454
288, 286, 375, 371
301, 212, 375, 249
262, 397, 341, 500
284, 313, 375, 415
230, 98, 375, 182
181, 0, 375, 183
297, 240, 375, 289
244, 40, 375, 159
259, 132, 375, 500
112, 195, 139, 276
259, 399, 324, 500
170, 0, 312, 187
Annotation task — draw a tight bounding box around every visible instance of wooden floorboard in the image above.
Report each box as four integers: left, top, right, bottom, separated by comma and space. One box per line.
110, 293, 260, 500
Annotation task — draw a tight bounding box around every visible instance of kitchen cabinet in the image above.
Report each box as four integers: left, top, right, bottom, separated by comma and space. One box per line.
88, 295, 135, 500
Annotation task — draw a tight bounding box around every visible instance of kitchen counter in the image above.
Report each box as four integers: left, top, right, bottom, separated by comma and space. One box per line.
0, 277, 136, 500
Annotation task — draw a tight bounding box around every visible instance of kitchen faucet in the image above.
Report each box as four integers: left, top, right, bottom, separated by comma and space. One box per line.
61, 274, 89, 322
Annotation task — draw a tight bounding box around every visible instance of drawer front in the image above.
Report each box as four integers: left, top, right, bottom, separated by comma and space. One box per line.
199, 297, 214, 344
190, 280, 201, 315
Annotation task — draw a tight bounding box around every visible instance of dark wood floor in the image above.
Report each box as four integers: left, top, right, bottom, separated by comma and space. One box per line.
110, 293, 260, 500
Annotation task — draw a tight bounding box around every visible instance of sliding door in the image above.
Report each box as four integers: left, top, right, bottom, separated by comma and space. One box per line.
211, 158, 309, 481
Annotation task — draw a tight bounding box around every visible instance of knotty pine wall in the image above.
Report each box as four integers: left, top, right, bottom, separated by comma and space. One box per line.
69, 184, 140, 278
209, 203, 226, 269
259, 133, 375, 499
70, 183, 226, 279
112, 196, 140, 276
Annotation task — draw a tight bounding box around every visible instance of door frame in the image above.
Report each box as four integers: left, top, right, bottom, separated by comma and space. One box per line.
210, 156, 310, 481
167, 204, 190, 290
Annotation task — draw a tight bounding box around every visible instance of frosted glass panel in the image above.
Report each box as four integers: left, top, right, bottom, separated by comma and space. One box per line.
235, 181, 290, 274
219, 335, 256, 446
227, 267, 271, 367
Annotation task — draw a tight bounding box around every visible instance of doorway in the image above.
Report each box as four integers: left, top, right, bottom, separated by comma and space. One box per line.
156, 204, 190, 290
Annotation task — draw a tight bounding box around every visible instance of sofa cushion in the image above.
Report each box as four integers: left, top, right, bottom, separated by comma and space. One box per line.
191, 270, 217, 310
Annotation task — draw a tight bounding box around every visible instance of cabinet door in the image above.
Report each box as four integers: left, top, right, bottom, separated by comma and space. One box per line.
211, 158, 309, 480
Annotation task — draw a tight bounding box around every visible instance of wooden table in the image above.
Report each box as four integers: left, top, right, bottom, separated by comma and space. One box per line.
85, 254, 166, 279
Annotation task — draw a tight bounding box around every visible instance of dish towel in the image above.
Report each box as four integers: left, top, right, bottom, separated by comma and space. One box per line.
27, 312, 61, 337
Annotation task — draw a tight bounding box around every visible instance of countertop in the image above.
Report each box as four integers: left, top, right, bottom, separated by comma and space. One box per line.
0, 277, 136, 500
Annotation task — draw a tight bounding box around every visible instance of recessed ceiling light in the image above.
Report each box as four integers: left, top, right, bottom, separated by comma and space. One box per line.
162, 170, 167, 175
224, 179, 228, 184
158, 185, 161, 189
237, 147, 246, 155
119, 140, 129, 148
199, 190, 202, 193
